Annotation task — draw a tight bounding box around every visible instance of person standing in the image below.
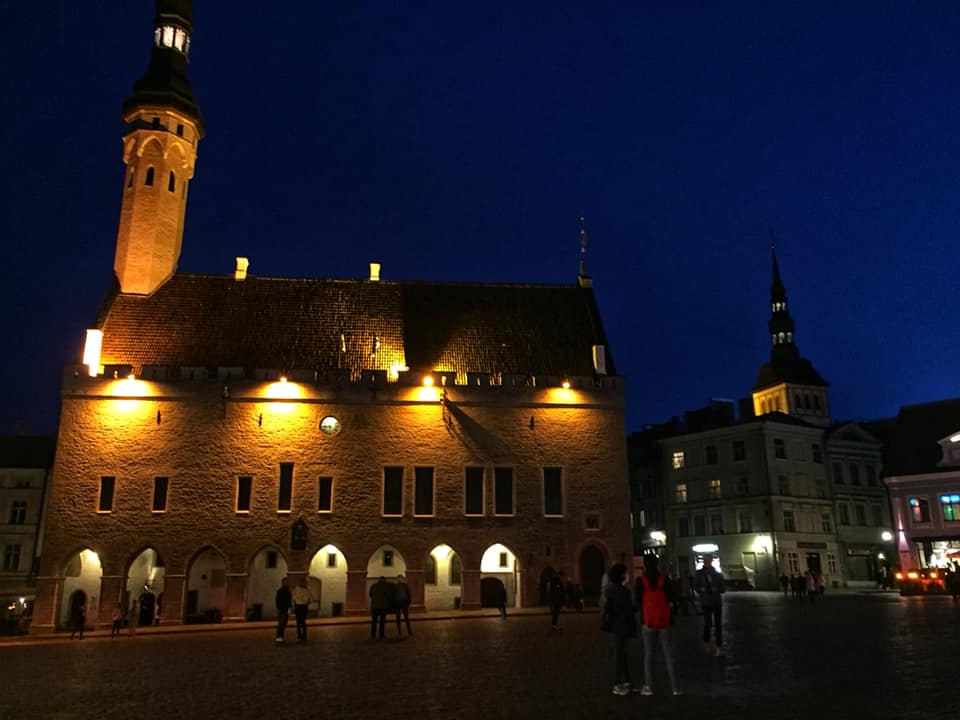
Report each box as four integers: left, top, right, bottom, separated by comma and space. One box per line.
636, 555, 681, 696
393, 575, 412, 636
292, 578, 312, 642
369, 576, 392, 640
602, 563, 636, 696
127, 599, 138, 637
69, 597, 86, 640
549, 571, 566, 630
805, 570, 817, 605
779, 573, 789, 598
275, 577, 292, 643
111, 602, 124, 637
695, 554, 726, 656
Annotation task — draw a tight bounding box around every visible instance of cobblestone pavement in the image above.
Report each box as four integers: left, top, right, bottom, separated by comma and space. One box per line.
1, 592, 959, 720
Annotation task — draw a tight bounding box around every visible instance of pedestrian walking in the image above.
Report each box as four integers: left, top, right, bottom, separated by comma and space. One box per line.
805, 570, 817, 605
393, 574, 412, 636
275, 577, 292, 643
818, 573, 826, 596
111, 602, 124, 637
127, 599, 138, 636
695, 554, 726, 657
636, 555, 681, 696
493, 578, 508, 617
69, 597, 86, 640
779, 573, 789, 598
602, 563, 637, 696
549, 571, 566, 630
369, 576, 392, 640
292, 577, 312, 642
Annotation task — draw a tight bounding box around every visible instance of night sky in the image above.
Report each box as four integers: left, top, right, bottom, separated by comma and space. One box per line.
3, 3, 957, 436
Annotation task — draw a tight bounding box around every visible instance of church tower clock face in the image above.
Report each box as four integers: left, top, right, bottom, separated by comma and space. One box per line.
320, 416, 341, 436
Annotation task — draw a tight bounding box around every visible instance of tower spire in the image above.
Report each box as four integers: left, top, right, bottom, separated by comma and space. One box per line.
767, 231, 797, 364
113, 0, 203, 295
577, 216, 592, 288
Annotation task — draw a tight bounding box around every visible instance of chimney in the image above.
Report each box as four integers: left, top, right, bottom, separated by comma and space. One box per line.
369, 262, 381, 282
235, 257, 249, 281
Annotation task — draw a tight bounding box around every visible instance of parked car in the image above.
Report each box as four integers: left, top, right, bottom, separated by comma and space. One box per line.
896, 568, 946, 595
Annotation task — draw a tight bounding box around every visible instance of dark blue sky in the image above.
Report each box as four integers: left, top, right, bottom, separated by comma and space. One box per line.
3, 2, 957, 435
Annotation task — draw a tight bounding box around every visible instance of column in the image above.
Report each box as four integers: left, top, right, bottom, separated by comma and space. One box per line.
460, 569, 481, 610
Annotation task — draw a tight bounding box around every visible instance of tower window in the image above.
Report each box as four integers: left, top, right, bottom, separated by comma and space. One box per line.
168, 172, 175, 192
152, 117, 160, 128
145, 167, 155, 186
127, 169, 133, 188
778, 332, 785, 343
177, 123, 184, 136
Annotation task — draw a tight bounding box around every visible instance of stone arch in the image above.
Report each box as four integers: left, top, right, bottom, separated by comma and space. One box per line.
125, 547, 166, 627
424, 543, 463, 611
185, 546, 227, 623
480, 543, 521, 608
246, 545, 289, 621
365, 544, 407, 602
59, 548, 102, 629
577, 542, 608, 607
308, 544, 348, 617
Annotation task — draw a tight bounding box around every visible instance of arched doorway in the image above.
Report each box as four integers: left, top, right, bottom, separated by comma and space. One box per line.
247, 547, 288, 621
579, 545, 606, 607
126, 548, 165, 626
309, 544, 348, 617
366, 545, 407, 601
481, 544, 520, 608
185, 548, 227, 623
60, 549, 102, 629
424, 544, 462, 610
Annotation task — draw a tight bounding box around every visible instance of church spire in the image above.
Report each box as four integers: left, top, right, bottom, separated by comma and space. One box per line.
767, 230, 797, 364
113, 0, 203, 295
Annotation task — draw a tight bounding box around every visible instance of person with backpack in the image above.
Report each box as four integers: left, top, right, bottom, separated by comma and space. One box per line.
695, 554, 726, 656
635, 555, 681, 696
602, 563, 638, 696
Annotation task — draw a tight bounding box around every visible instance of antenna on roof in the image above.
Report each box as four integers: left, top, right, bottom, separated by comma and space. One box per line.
577, 215, 592, 288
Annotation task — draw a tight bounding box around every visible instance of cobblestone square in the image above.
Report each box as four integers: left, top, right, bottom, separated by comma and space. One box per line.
1, 592, 958, 719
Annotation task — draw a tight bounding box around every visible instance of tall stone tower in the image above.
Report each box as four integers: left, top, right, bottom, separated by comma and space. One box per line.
113, 0, 203, 295
752, 244, 831, 426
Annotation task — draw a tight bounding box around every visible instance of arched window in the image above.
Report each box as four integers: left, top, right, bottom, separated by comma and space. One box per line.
786, 332, 793, 343
168, 171, 175, 192
424, 555, 437, 585
778, 332, 786, 343
145, 167, 155, 186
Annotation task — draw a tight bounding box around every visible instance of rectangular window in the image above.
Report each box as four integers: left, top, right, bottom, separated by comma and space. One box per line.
678, 517, 690, 537
838, 503, 850, 525
383, 550, 394, 567
708, 479, 721, 499
672, 451, 685, 470
278, 463, 293, 512
710, 514, 724, 535
237, 476, 252, 512
871, 504, 882, 526
266, 551, 278, 569
464, 467, 484, 516
909, 497, 930, 523
816, 478, 827, 498
543, 467, 563, 516
832, 462, 844, 484
693, 515, 706, 536
584, 512, 601, 530
787, 552, 800, 574
383, 466, 403, 517
737, 477, 749, 496
327, 552, 337, 568
318, 477, 333, 513
414, 467, 435, 517
822, 512, 833, 533
494, 467, 514, 516
738, 510, 753, 533
865, 465, 878, 486
849, 464, 861, 486
152, 476, 168, 513
783, 510, 796, 532
812, 444, 823, 464
705, 445, 718, 465
676, 483, 688, 504
941, 494, 960, 522
3, 544, 21, 572
499, 552, 509, 569
9, 500, 27, 525
774, 438, 786, 459
779, 475, 791, 496
827, 553, 839, 576
855, 504, 867, 526
732, 441, 746, 462
98, 476, 115, 513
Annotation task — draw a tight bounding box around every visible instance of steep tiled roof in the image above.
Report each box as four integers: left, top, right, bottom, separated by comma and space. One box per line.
94, 274, 615, 378
884, 398, 960, 475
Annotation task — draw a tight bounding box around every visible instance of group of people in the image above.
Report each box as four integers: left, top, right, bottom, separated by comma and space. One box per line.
275, 577, 316, 643
601, 554, 726, 698
779, 570, 825, 603
368, 575, 413, 639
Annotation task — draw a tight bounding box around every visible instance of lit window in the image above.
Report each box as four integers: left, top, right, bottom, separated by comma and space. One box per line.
909, 497, 930, 523
163, 25, 174, 47
787, 552, 799, 574
708, 479, 721, 499
676, 483, 688, 504
672, 451, 685, 470
941, 494, 960, 522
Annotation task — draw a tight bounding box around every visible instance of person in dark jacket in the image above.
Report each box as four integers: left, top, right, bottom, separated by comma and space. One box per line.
695, 555, 726, 656
275, 577, 292, 643
548, 571, 566, 630
369, 577, 393, 640
603, 563, 637, 696
393, 575, 412, 637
